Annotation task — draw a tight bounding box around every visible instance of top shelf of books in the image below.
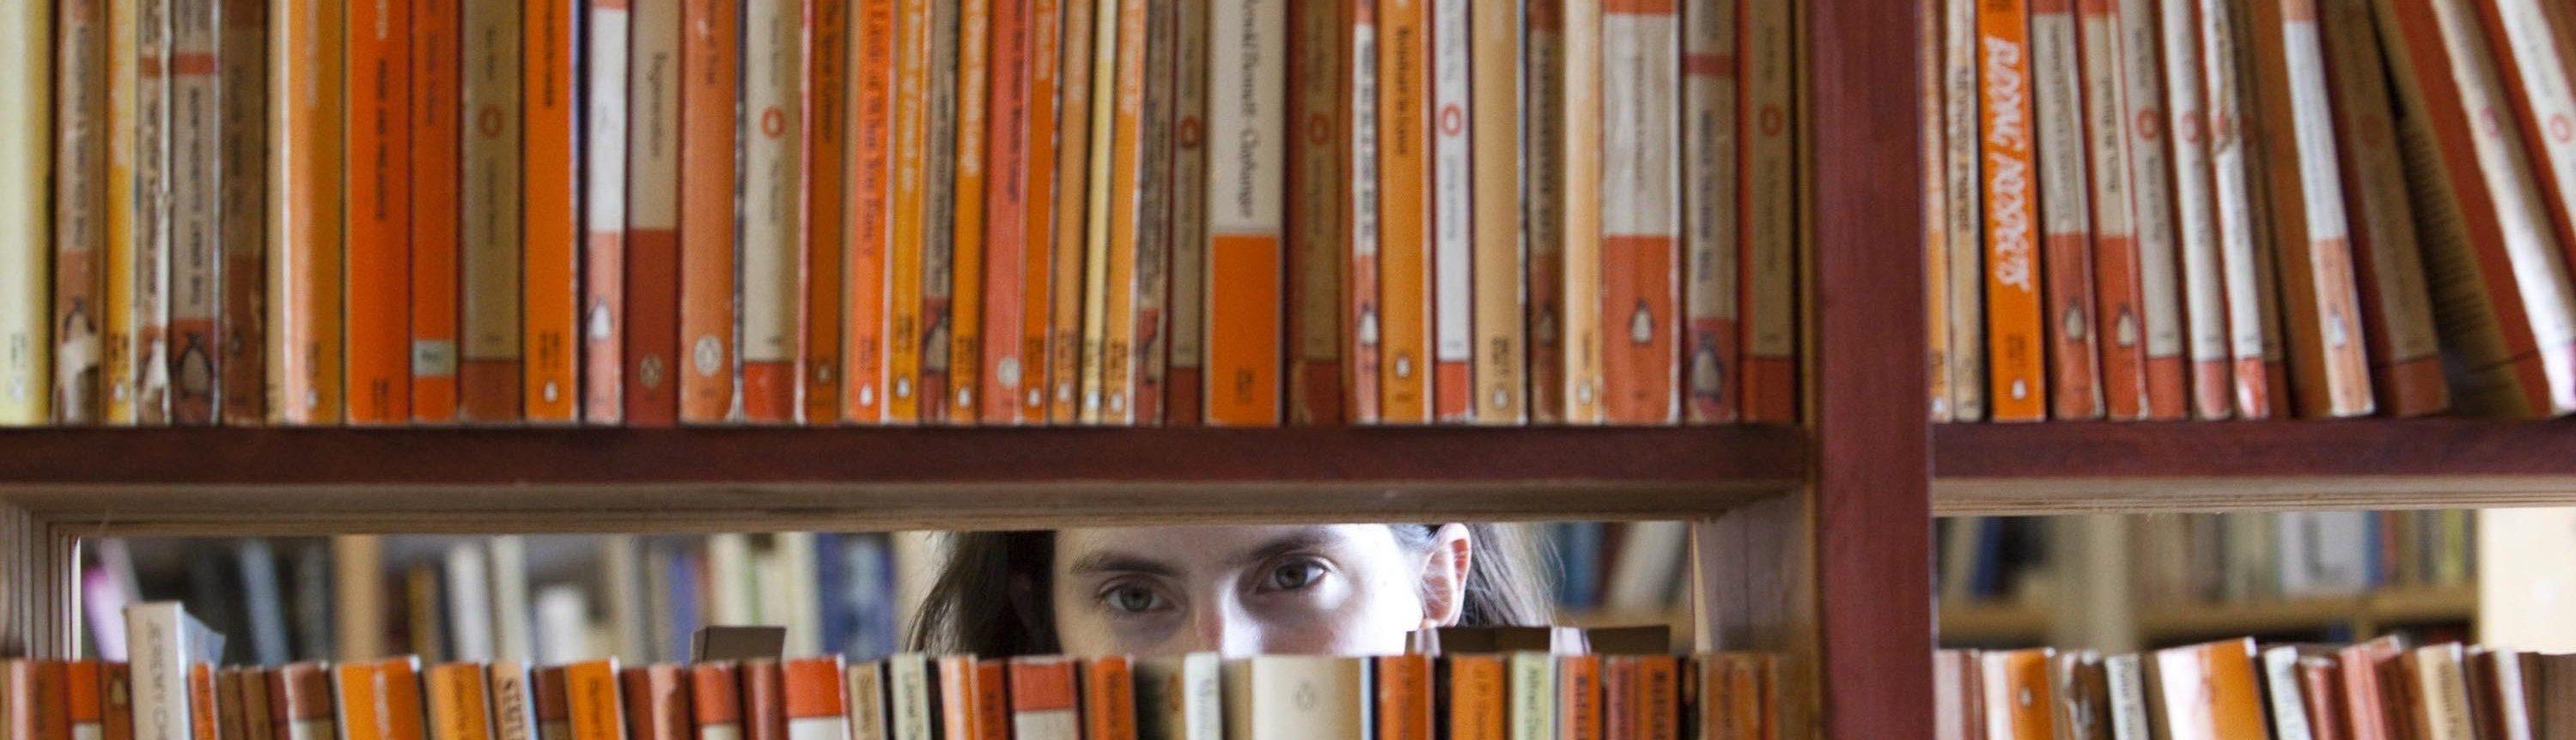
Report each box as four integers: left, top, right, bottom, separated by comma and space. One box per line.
0, 426, 1805, 536
1934, 420, 2576, 514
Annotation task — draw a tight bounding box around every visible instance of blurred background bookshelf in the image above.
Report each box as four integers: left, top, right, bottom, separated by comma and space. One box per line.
1934, 507, 2576, 654
65, 520, 1704, 665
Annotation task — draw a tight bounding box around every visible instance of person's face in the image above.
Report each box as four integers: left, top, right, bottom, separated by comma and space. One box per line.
1049, 524, 1469, 658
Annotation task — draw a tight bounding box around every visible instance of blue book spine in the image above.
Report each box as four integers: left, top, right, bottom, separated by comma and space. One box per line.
667, 547, 703, 661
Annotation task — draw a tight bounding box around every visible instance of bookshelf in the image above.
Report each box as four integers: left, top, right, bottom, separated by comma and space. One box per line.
1938, 587, 2478, 646
1934, 421, 2576, 513
0, 0, 1902, 737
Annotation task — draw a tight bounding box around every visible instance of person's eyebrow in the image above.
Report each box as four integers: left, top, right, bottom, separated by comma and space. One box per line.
1066, 550, 1181, 578
1229, 529, 1344, 569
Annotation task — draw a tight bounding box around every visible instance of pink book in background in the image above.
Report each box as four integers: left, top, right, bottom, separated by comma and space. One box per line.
84, 567, 131, 661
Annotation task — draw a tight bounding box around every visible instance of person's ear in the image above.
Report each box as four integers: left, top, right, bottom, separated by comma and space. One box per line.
1419, 524, 1475, 628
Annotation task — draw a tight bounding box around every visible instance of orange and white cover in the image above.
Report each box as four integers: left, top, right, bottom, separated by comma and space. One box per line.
2478, 0, 2576, 290
2372, 0, 2576, 416
2078, 0, 2147, 420
689, 663, 744, 737
522, 0, 582, 423
270, 0, 347, 425
459, 0, 523, 424
2197, 0, 2273, 419
2159, 0, 2230, 420
2318, 0, 2446, 416
2249, 0, 2373, 418
1682, 0, 1739, 424
2114, 0, 2184, 420
344, 0, 414, 426
1084, 657, 1137, 740
411, 0, 462, 423
784, 658, 850, 740
1342, 0, 1385, 424
1601, 0, 1682, 425
1167, 0, 1213, 428
621, 665, 691, 740
845, 0, 899, 424
625, 0, 685, 426
584, 0, 633, 425
801, 0, 850, 425
1978, 0, 2046, 422
1736, 0, 1795, 423
1008, 658, 1079, 740
1204, 0, 1289, 426
2032, 0, 2103, 421
166, 0, 222, 425
678, 0, 741, 423
1428, 0, 1473, 423
1376, 0, 1433, 424
740, 0, 806, 424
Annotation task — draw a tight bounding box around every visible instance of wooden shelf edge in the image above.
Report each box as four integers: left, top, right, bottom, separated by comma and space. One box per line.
1934, 421, 2576, 514
1936, 587, 2476, 645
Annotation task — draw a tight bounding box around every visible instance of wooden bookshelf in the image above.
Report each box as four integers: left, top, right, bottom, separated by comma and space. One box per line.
1938, 587, 2478, 646
1933, 420, 2576, 514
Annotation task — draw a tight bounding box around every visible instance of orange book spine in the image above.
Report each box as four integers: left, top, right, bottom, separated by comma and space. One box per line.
1444, 656, 1505, 740
189, 664, 219, 740
31, 661, 70, 740
583, 0, 633, 424
802, 0, 851, 425
625, 664, 694, 740
533, 667, 571, 739
2078, 0, 2147, 420
947, 0, 994, 423
2032, 0, 2102, 421
2250, 0, 2373, 418
1007, 658, 1078, 740
1736, 0, 1795, 423
101, 664, 132, 740
1601, 657, 1636, 740
886, 0, 935, 423
972, 660, 1010, 740
426, 664, 496, 740
1557, 655, 1603, 740
936, 657, 980, 740
980, 0, 1032, 425
743, 661, 787, 740
740, 0, 806, 425
678, 0, 741, 423
411, 0, 461, 422
1602, 0, 1683, 426
1977, 0, 2046, 422
561, 660, 624, 740
458, 0, 523, 423
2317, 0, 2445, 415
70, 662, 104, 738
1086, 0, 1151, 424
333, 662, 387, 740
375, 659, 429, 740
1203, 0, 1287, 426
1377, 0, 1432, 423
1286, 0, 1347, 426
268, 664, 329, 740
1979, 651, 2055, 740
846, 0, 897, 423
344, 0, 414, 425
1044, 0, 1100, 425
784, 658, 850, 737
1522, 0, 1561, 423
1166, 0, 1211, 428
522, 0, 581, 422
1342, 0, 1384, 423
625, 0, 685, 426
1635, 656, 1680, 740
1082, 658, 1137, 740
271, 0, 347, 425
689, 664, 744, 735
1375, 655, 1432, 740
1012, 0, 1065, 423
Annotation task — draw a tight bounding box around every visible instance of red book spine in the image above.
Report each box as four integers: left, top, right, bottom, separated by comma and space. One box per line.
411, 0, 461, 422
801, 0, 850, 424
624, 0, 685, 425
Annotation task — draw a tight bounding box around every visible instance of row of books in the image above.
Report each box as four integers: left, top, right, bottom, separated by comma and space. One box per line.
1937, 635, 2576, 739
84, 533, 917, 669
1923, 0, 2576, 422
5, 608, 1800, 740
0, 0, 1802, 429
1938, 512, 2477, 606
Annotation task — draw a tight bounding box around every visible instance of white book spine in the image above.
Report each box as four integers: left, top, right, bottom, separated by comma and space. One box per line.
1429, 0, 1472, 394
2427, 0, 2576, 367
738, 0, 804, 373
1507, 652, 1554, 740
488, 536, 533, 663
2103, 653, 2151, 740
445, 541, 496, 663
2490, 0, 2576, 248
1940, 0, 1983, 422
887, 654, 935, 740
2116, 0, 2180, 375
0, 0, 52, 424
2161, 0, 2228, 398
125, 603, 191, 740
2197, 0, 2267, 383
2262, 648, 2316, 740
585, 0, 631, 418
847, 662, 890, 740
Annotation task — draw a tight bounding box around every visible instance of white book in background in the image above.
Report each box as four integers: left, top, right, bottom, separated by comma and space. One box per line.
775, 532, 823, 656
533, 585, 591, 667
2280, 512, 2373, 597
2104, 653, 2151, 740
445, 541, 496, 663
886, 654, 935, 740
753, 537, 791, 628
848, 660, 890, 740
2261, 646, 2316, 740
488, 536, 533, 662
1603, 521, 1690, 610
126, 601, 224, 740
1220, 655, 1362, 740
599, 534, 648, 663
235, 538, 292, 667
708, 532, 758, 625
84, 568, 131, 661
1507, 652, 1555, 740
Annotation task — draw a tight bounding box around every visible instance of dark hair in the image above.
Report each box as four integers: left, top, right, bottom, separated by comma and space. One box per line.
906, 524, 1558, 656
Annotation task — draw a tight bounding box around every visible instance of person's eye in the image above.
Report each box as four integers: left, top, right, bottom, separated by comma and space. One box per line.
1259, 558, 1330, 592
1099, 582, 1173, 615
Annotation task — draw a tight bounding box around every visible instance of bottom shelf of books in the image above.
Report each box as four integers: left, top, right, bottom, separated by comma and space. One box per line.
3, 520, 1791, 735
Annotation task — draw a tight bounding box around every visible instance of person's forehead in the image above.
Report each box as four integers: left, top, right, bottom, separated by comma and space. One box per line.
1054, 524, 1391, 561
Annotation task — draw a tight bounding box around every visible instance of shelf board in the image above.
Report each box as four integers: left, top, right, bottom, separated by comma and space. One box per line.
0, 426, 1803, 535
1936, 587, 2476, 646
1934, 420, 2576, 514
